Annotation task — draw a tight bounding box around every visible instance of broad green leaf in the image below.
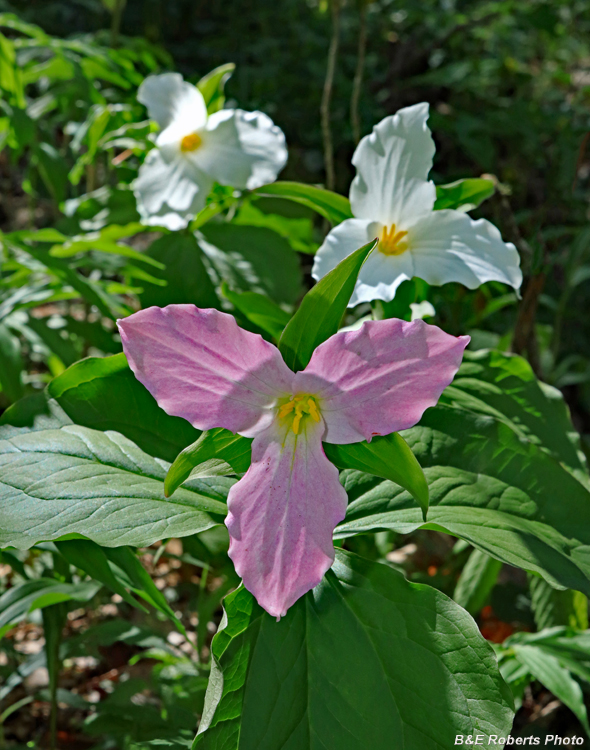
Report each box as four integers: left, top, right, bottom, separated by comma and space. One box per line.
0, 579, 100, 638
336, 405, 590, 597
453, 549, 502, 615
252, 181, 353, 225
278, 239, 376, 371
324, 433, 429, 520
199, 223, 303, 305
440, 349, 586, 472
510, 644, 590, 734
165, 428, 252, 498
0, 401, 227, 550
221, 282, 291, 339
47, 353, 199, 463
528, 574, 588, 631
195, 549, 514, 749
139, 232, 219, 310
197, 63, 235, 113
0, 321, 24, 402
434, 178, 495, 211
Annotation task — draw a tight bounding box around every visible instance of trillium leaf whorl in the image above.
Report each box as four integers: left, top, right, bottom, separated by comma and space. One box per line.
312, 102, 523, 305
118, 305, 468, 617
134, 72, 287, 230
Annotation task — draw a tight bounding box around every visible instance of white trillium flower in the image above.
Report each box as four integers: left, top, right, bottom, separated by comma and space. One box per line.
312, 103, 523, 306
134, 73, 288, 230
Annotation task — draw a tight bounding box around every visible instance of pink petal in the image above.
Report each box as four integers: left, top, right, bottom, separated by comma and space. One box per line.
117, 305, 294, 436
226, 417, 347, 618
295, 318, 469, 444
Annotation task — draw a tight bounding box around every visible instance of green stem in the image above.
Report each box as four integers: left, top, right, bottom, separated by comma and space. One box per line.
320, 0, 341, 192
42, 604, 67, 750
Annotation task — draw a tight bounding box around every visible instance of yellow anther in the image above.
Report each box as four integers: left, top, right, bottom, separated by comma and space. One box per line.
180, 132, 202, 152
307, 398, 321, 422
379, 223, 409, 256
278, 394, 322, 434
278, 400, 296, 418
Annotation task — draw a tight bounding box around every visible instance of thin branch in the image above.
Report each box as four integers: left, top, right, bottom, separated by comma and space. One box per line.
321, 0, 341, 191
350, 0, 368, 144
572, 131, 590, 193
110, 0, 127, 48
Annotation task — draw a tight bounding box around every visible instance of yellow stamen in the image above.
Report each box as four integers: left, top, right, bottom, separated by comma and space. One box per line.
307, 398, 321, 422
379, 223, 409, 256
180, 132, 202, 152
278, 400, 296, 418
278, 394, 322, 434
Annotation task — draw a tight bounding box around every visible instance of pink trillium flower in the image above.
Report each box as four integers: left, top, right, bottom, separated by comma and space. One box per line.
118, 305, 469, 618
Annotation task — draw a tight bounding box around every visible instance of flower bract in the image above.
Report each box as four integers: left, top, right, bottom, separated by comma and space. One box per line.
118, 305, 469, 617
312, 103, 523, 306
134, 73, 288, 230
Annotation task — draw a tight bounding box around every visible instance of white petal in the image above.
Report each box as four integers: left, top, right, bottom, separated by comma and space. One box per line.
352, 248, 414, 306
134, 149, 212, 228
350, 103, 436, 225
311, 218, 412, 307
194, 109, 287, 189
312, 217, 377, 281
138, 73, 207, 133
408, 210, 523, 290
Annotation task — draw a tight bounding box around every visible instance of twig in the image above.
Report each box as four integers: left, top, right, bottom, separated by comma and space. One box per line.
511, 272, 546, 376
110, 0, 127, 48
572, 131, 590, 193
321, 0, 341, 191
350, 0, 368, 144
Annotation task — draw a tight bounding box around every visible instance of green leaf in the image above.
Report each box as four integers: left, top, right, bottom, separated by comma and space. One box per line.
195, 549, 513, 749
49, 227, 162, 268
235, 198, 317, 255
510, 644, 590, 735
199, 224, 303, 305
47, 353, 199, 463
0, 401, 227, 550
165, 428, 252, 498
336, 404, 590, 597
55, 539, 149, 612
528, 575, 588, 631
102, 545, 187, 635
252, 181, 353, 225
324, 433, 429, 520
434, 178, 495, 211
221, 283, 291, 339
278, 239, 376, 371
0, 322, 24, 402
0, 579, 100, 638
506, 629, 590, 687
440, 349, 586, 472
197, 63, 235, 113
453, 549, 503, 615
139, 232, 219, 310
34, 143, 69, 204
19, 243, 126, 320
